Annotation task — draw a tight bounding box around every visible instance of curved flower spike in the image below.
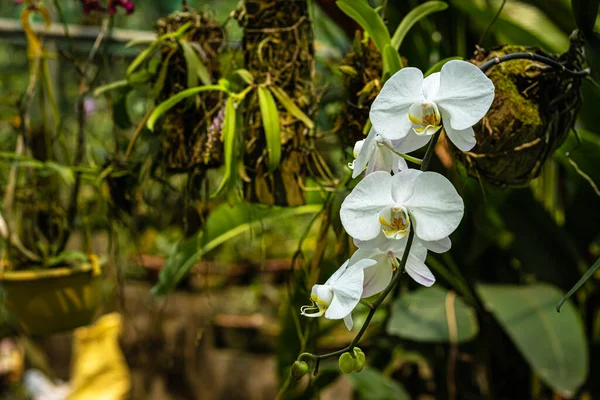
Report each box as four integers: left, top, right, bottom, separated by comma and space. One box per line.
340, 170, 464, 243
350, 128, 408, 178
300, 258, 377, 330
370, 60, 494, 151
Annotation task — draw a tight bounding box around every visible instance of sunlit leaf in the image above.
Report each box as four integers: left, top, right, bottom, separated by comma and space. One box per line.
269, 85, 314, 129
336, 0, 391, 53
93, 80, 130, 97
391, 1, 448, 51
126, 21, 192, 76
152, 202, 322, 296
234, 68, 255, 85
179, 39, 212, 87
257, 86, 281, 172
212, 97, 238, 197
147, 85, 227, 131
387, 286, 479, 343
477, 283, 588, 396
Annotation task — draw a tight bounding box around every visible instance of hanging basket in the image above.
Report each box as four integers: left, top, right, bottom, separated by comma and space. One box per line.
241, 0, 316, 206
0, 258, 103, 336
155, 10, 226, 173
450, 35, 585, 188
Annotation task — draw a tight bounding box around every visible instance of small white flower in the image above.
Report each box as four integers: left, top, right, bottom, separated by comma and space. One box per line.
350, 236, 435, 289
370, 60, 495, 151
350, 128, 408, 178
301, 258, 377, 330
340, 170, 463, 243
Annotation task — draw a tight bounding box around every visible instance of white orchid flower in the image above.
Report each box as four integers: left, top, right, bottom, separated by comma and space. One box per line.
301, 258, 377, 330
370, 60, 494, 151
340, 169, 463, 243
350, 128, 408, 178
350, 236, 434, 290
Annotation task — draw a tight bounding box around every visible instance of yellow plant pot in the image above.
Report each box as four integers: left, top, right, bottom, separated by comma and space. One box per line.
0, 262, 103, 336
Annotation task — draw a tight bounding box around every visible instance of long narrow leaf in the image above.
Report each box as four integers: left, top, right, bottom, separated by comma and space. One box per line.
391, 1, 448, 51
269, 85, 313, 129
147, 85, 227, 131
424, 56, 463, 77
126, 21, 192, 76
212, 97, 238, 197
179, 39, 212, 87
382, 43, 403, 80
557, 256, 600, 312
336, 0, 391, 53
93, 79, 130, 97
152, 202, 322, 296
257, 86, 281, 172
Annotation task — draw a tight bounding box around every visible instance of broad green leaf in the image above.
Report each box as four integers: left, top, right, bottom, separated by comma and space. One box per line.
382, 43, 403, 80
269, 85, 314, 129
477, 283, 588, 396
336, 0, 391, 53
151, 202, 322, 295
557, 256, 600, 312
212, 97, 238, 197
391, 1, 448, 50
387, 286, 479, 343
257, 86, 281, 172
93, 80, 130, 97
126, 21, 192, 76
424, 56, 463, 77
179, 39, 212, 87
571, 0, 600, 33
147, 85, 227, 131
349, 368, 410, 400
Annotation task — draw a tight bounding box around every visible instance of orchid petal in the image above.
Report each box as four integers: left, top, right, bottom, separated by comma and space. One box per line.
353, 231, 390, 250
341, 171, 394, 241
431, 60, 494, 131
393, 156, 409, 174
366, 143, 395, 176
343, 314, 354, 331
370, 68, 424, 140
361, 255, 393, 298
406, 258, 436, 286
390, 131, 432, 154
422, 236, 452, 253
352, 128, 377, 178
325, 266, 364, 319
390, 169, 422, 204
422, 72, 440, 100
325, 259, 351, 286
404, 172, 464, 241
444, 123, 476, 151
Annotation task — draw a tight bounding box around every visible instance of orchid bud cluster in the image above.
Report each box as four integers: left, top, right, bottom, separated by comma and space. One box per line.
301, 61, 494, 333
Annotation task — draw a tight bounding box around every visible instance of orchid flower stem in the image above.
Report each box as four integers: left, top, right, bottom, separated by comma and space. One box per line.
478, 52, 589, 78
420, 129, 441, 172
381, 142, 423, 165
296, 134, 441, 368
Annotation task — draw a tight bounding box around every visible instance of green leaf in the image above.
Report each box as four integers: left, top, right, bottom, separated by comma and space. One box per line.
126, 21, 192, 76
571, 0, 600, 33
477, 283, 588, 396
152, 202, 322, 296
147, 85, 228, 131
93, 80, 130, 97
391, 1, 448, 50
212, 97, 238, 197
257, 86, 281, 172
349, 368, 410, 400
387, 286, 479, 343
585, 31, 600, 83
179, 39, 212, 87
151, 48, 176, 99
44, 161, 75, 185
234, 68, 255, 85
269, 85, 314, 129
557, 256, 600, 312
382, 43, 403, 80
336, 0, 391, 53
424, 56, 463, 77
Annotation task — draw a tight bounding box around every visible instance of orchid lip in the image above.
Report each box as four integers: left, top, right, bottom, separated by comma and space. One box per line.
300, 302, 326, 317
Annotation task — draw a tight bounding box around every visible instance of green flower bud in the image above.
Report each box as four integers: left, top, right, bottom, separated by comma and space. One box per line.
353, 348, 366, 372
291, 360, 309, 380
338, 352, 356, 374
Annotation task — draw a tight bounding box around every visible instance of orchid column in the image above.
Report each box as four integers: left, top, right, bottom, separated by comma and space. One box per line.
294, 60, 495, 377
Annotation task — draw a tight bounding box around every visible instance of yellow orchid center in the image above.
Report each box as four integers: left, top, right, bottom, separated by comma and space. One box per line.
378, 206, 411, 239
408, 101, 442, 136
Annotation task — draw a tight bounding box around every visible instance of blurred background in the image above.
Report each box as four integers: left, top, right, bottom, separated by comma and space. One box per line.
0, 0, 599, 399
